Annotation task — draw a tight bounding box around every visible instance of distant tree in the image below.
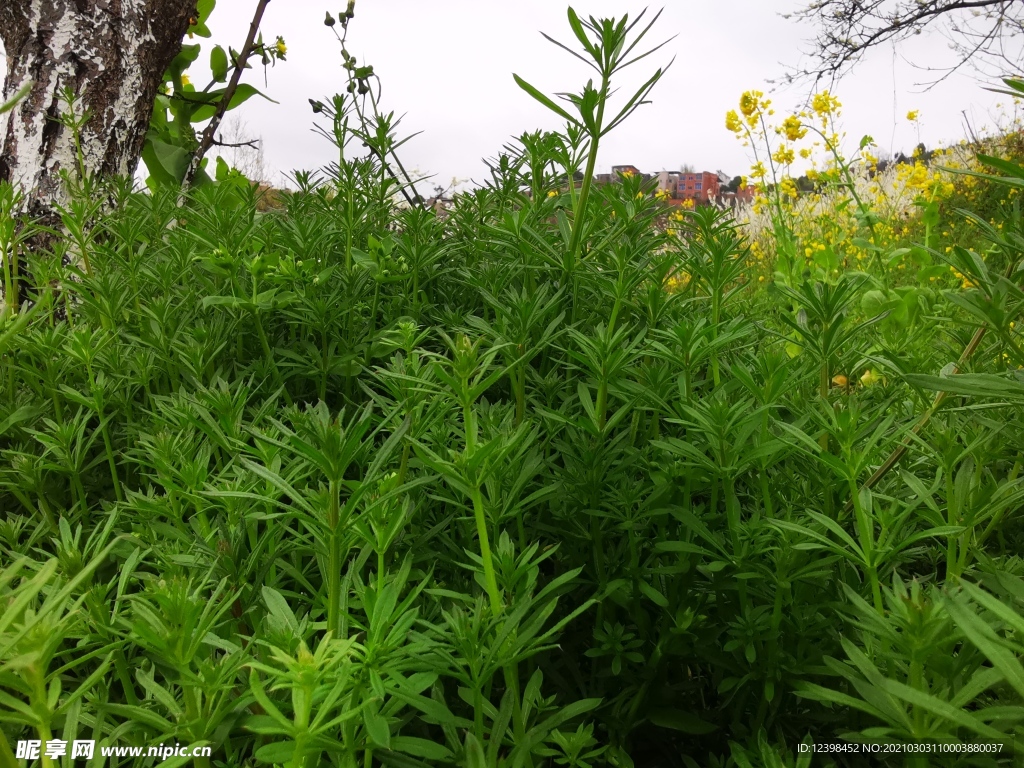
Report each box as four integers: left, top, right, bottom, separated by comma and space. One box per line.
680, 163, 695, 173
213, 116, 268, 185
787, 0, 1024, 83
795, 175, 817, 192
725, 175, 742, 192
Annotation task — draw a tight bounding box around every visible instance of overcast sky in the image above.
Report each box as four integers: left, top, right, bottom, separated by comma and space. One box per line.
3, 1, 1020, 189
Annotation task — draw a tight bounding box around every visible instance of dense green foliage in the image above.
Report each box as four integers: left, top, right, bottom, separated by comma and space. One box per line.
3, 10, 1024, 768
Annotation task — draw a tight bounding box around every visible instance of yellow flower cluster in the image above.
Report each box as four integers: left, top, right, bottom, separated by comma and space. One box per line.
811, 91, 841, 121
781, 115, 806, 142
665, 271, 691, 293
772, 145, 795, 166
950, 266, 977, 289
895, 161, 955, 198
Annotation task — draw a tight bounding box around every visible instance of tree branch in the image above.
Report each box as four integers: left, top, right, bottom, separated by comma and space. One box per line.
212, 137, 260, 149
182, 0, 270, 188
787, 0, 1022, 84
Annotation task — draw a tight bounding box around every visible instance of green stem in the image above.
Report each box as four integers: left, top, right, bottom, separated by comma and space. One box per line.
327, 480, 344, 636
470, 482, 501, 616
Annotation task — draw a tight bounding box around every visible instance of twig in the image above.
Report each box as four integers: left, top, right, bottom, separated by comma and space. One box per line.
844, 260, 1016, 512
213, 138, 261, 150
182, 0, 271, 188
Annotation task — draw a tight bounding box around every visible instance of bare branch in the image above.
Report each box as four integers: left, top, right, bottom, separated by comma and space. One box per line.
785, 0, 1024, 85
182, 0, 270, 187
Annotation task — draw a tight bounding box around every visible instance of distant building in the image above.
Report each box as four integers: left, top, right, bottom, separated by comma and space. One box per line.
611, 164, 643, 177
672, 170, 720, 202
596, 164, 758, 208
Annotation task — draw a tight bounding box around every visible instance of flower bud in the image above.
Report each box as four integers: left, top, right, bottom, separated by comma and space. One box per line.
324, 11, 336, 26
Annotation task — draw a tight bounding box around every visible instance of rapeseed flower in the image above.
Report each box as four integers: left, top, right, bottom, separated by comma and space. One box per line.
740, 91, 761, 118
811, 91, 841, 119
782, 115, 806, 141
772, 146, 795, 166
726, 110, 742, 133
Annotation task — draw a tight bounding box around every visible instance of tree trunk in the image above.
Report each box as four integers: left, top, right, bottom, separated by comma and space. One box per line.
0, 0, 196, 220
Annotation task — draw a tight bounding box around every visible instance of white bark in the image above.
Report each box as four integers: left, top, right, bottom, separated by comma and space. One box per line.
0, 0, 194, 304
0, 0, 195, 218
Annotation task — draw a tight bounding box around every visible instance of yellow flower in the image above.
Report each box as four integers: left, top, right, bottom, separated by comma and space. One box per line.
750, 161, 767, 179
860, 369, 882, 387
811, 91, 841, 118
725, 110, 742, 133
831, 374, 849, 388
739, 90, 762, 118
906, 110, 919, 122
180, 74, 191, 87
276, 37, 287, 56
547, 190, 558, 198
665, 271, 691, 293
782, 115, 806, 141
772, 146, 795, 166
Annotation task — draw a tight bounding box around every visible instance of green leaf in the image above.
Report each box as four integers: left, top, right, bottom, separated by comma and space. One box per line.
363, 709, 390, 748
464, 732, 486, 768
512, 74, 578, 125
904, 373, 1024, 402
647, 707, 717, 734
210, 45, 229, 83
254, 741, 300, 764
142, 136, 190, 185
166, 45, 201, 79
261, 586, 299, 633
0, 81, 32, 116
191, 84, 277, 123
191, 0, 216, 37
390, 737, 454, 760
638, 580, 669, 608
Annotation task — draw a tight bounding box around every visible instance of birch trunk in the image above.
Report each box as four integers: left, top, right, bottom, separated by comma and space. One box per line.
0, 0, 195, 219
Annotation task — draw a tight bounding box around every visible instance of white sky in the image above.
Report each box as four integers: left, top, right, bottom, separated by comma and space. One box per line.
3, 1, 1021, 188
